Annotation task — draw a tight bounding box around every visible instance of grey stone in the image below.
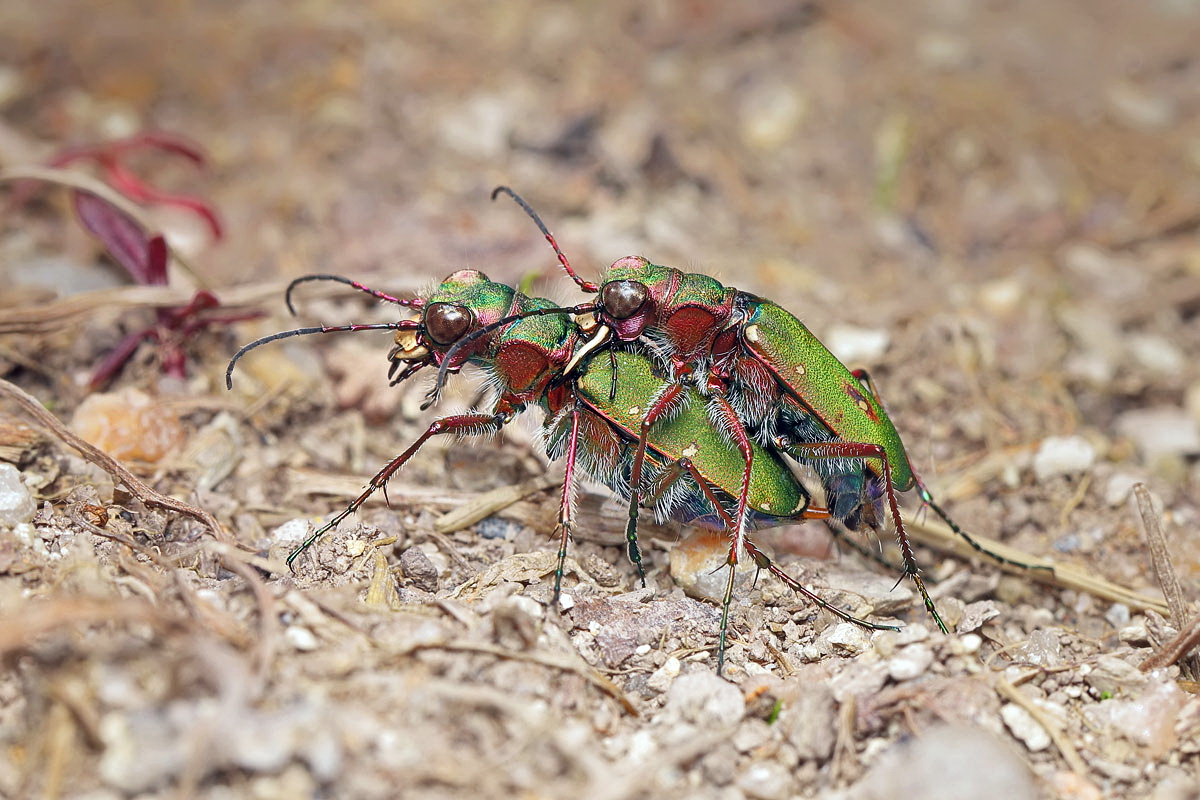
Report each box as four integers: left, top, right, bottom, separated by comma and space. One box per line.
847, 724, 1036, 800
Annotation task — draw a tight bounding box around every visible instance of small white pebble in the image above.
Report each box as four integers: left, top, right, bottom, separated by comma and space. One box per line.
733, 719, 772, 753
285, 625, 319, 651
1000, 703, 1051, 752
898, 623, 930, 645
194, 589, 224, 609
737, 761, 792, 800
826, 324, 891, 364
960, 633, 982, 654
558, 592, 575, 612
1118, 624, 1149, 646
634, 643, 650, 656
1128, 334, 1185, 374
647, 656, 681, 693
888, 643, 934, 681
1115, 407, 1200, 464
345, 539, 366, 557
1104, 473, 1141, 507
1105, 603, 1131, 628
625, 729, 658, 762
826, 623, 871, 656
0, 464, 36, 528
13, 522, 42, 550
272, 519, 312, 546
1033, 436, 1095, 481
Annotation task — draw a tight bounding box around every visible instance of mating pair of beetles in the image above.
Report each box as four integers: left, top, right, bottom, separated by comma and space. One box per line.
228, 187, 1016, 672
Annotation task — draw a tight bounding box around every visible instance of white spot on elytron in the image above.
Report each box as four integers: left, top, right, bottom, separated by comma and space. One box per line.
856, 400, 870, 412
795, 363, 806, 376
744, 324, 760, 343
761, 501, 772, 512
681, 442, 699, 458
629, 406, 641, 416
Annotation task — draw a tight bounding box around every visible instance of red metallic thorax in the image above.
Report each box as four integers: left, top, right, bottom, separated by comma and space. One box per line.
602, 259, 738, 368
661, 305, 727, 362
493, 338, 575, 402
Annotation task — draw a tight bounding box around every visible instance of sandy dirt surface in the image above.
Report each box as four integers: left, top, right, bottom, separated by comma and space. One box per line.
1, 2, 1199, 798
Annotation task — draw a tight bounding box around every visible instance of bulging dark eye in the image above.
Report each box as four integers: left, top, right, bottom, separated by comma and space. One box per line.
601, 280, 648, 320
423, 303, 473, 345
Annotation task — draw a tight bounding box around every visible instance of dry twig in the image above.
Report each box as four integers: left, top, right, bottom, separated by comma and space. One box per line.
1131, 484, 1199, 677
434, 474, 559, 533
1140, 614, 1200, 673
995, 678, 1090, 779
0, 377, 228, 541
0, 378, 278, 689
396, 639, 637, 716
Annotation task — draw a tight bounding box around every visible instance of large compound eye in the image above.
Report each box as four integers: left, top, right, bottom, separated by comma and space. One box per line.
601, 280, 648, 320
423, 302, 473, 345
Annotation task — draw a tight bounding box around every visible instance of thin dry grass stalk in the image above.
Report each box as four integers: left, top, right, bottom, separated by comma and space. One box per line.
434, 474, 560, 533
1139, 614, 1200, 673
903, 510, 1170, 616
1131, 484, 1199, 677
0, 282, 283, 334
1132, 484, 1190, 623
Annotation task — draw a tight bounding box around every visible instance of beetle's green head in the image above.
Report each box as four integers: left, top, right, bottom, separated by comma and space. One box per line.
391, 269, 520, 373
595, 256, 677, 341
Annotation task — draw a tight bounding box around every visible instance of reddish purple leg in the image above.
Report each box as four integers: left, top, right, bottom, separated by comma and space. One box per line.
777, 439, 948, 634
553, 396, 583, 601
287, 411, 509, 568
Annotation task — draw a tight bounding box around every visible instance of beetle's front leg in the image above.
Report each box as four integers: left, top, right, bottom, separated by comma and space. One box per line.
288, 410, 511, 568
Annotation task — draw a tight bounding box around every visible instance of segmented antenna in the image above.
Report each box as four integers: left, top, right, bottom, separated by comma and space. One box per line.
226, 321, 409, 389
285, 274, 419, 316
491, 186, 600, 293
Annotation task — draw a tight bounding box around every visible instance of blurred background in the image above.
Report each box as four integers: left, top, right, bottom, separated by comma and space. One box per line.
2, 2, 1199, 798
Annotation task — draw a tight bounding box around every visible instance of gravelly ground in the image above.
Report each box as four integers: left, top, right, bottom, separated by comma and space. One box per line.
1, 2, 1199, 798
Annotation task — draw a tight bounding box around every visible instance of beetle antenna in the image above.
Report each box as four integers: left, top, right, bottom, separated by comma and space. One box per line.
423, 302, 598, 409
226, 321, 407, 389
491, 186, 600, 293
285, 274, 422, 316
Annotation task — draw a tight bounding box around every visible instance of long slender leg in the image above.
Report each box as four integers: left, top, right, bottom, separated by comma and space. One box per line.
623, 382, 688, 587
660, 458, 881, 674
850, 368, 1046, 572
287, 411, 509, 568
740, 538, 899, 633
776, 438, 949, 634
624, 382, 756, 589
553, 396, 583, 602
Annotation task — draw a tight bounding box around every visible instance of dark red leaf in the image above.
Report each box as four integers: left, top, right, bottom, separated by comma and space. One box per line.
72, 190, 168, 286
87, 328, 157, 390
50, 132, 223, 240
131, 131, 208, 166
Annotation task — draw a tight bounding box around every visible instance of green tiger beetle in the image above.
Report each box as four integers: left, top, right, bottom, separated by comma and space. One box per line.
228, 270, 901, 672
454, 187, 1048, 638
227, 269, 593, 568
564, 347, 899, 671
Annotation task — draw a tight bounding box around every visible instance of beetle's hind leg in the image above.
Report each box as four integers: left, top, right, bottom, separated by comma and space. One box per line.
851, 368, 1048, 573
